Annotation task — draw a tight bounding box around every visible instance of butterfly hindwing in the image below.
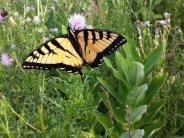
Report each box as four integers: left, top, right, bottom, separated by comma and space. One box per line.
22, 35, 83, 73
74, 29, 127, 67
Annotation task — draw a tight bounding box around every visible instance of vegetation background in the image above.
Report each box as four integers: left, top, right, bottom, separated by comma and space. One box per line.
0, 0, 183, 137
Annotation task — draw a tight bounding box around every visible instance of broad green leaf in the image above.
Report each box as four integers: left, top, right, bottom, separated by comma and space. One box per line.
128, 62, 144, 87
62, 25, 67, 34
115, 52, 131, 88
134, 62, 145, 86
113, 69, 129, 92
104, 57, 113, 69
135, 100, 164, 128
123, 36, 142, 62
144, 46, 163, 76
120, 129, 144, 138
125, 105, 147, 123
98, 78, 123, 104
95, 114, 112, 131
143, 122, 165, 138
110, 99, 125, 126
141, 74, 167, 104
127, 84, 148, 107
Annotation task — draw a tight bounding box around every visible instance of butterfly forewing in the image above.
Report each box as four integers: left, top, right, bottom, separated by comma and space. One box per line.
74, 29, 127, 67
22, 35, 83, 73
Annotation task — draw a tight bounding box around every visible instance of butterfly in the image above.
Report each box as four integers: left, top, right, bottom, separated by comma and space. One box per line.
22, 27, 127, 76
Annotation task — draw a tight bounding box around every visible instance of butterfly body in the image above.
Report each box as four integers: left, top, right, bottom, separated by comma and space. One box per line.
22, 27, 127, 74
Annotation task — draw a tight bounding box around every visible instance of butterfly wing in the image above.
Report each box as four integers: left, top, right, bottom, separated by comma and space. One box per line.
22, 35, 83, 73
74, 29, 127, 67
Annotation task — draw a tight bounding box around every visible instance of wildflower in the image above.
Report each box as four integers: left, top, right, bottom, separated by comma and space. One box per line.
68, 13, 86, 30
0, 15, 4, 23
13, 12, 19, 16
10, 44, 16, 49
25, 6, 31, 13
37, 27, 44, 33
0, 9, 8, 23
134, 19, 141, 26
163, 12, 170, 18
86, 25, 93, 29
0, 9, 8, 17
49, 28, 59, 33
42, 37, 49, 43
25, 17, 31, 23
156, 20, 167, 26
50, 6, 55, 11
33, 16, 40, 25
0, 53, 13, 66
144, 21, 150, 27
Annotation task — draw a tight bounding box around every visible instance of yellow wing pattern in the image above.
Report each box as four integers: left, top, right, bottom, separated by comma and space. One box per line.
75, 29, 127, 67
22, 35, 83, 73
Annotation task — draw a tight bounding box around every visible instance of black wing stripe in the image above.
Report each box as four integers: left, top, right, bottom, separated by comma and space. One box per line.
90, 35, 127, 68
44, 44, 56, 54
37, 48, 45, 55
106, 31, 111, 39
84, 31, 88, 55
99, 31, 103, 39
91, 31, 96, 43
30, 53, 38, 59
51, 39, 77, 58
22, 62, 81, 72
68, 30, 83, 58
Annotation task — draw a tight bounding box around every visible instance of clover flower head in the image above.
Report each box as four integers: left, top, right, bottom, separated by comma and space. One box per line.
1, 53, 13, 66
33, 16, 40, 25
13, 12, 19, 16
156, 20, 167, 26
25, 6, 31, 13
25, 17, 32, 23
49, 28, 59, 33
144, 21, 150, 27
68, 13, 86, 30
163, 12, 170, 17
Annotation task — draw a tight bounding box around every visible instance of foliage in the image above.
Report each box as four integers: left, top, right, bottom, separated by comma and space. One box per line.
94, 42, 166, 137
0, 0, 183, 137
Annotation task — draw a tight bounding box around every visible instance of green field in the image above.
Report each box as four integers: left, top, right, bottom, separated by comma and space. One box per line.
0, 0, 183, 137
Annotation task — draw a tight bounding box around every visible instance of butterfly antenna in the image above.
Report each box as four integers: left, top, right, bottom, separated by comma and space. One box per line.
79, 71, 84, 83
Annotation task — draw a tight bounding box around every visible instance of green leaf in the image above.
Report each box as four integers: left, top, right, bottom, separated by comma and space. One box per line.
104, 57, 113, 69
120, 129, 144, 138
127, 84, 148, 107
98, 78, 124, 104
110, 99, 125, 126
134, 62, 145, 86
62, 25, 67, 34
123, 36, 142, 62
113, 69, 129, 92
143, 122, 165, 138
144, 46, 163, 76
128, 62, 144, 86
95, 114, 112, 131
125, 105, 147, 123
141, 74, 167, 104
135, 100, 164, 129
115, 52, 130, 87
